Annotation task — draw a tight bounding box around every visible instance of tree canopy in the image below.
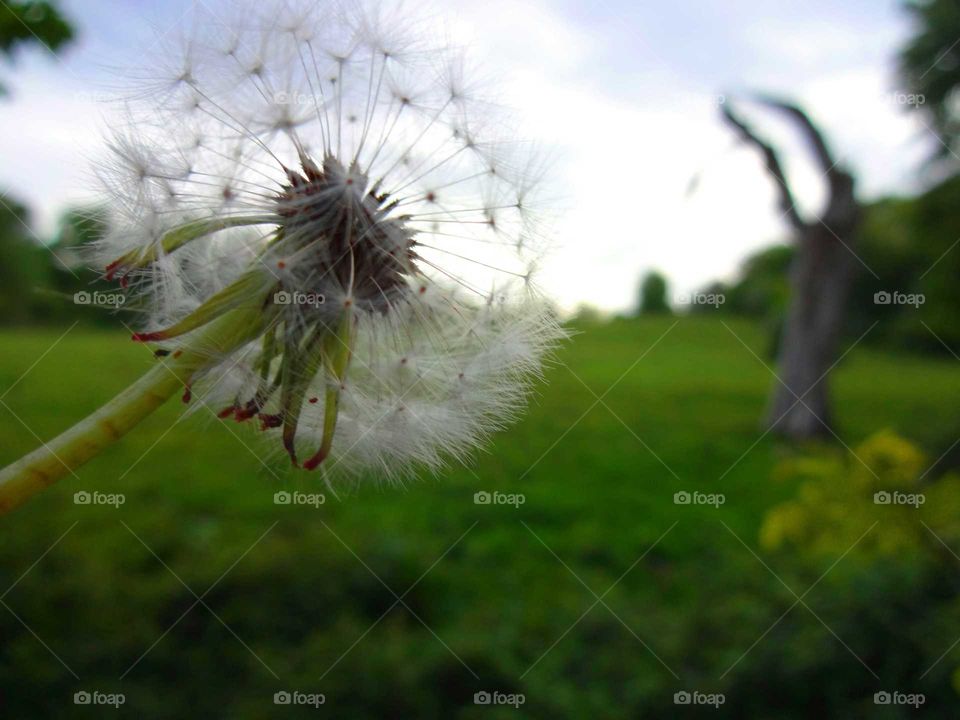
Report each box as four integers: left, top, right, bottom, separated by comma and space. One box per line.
899, 0, 960, 159
0, 1, 74, 95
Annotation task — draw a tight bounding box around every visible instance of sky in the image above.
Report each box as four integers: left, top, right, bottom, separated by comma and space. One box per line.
0, 0, 939, 313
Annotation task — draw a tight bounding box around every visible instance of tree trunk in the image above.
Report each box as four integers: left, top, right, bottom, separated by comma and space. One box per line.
767, 225, 855, 437
720, 96, 860, 440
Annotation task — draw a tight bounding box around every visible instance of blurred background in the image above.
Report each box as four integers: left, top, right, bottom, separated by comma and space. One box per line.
2, 0, 960, 716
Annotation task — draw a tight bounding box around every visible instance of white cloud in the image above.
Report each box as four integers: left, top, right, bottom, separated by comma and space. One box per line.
0, 71, 107, 235
0, 0, 933, 313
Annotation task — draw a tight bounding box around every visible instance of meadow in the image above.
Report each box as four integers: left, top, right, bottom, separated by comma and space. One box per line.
1, 316, 959, 717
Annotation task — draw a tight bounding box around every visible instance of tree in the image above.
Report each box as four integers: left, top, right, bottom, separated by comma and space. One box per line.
0, 1, 74, 96
720, 96, 861, 440
0, 197, 53, 323
49, 205, 131, 326
720, 245, 794, 320
900, 0, 960, 160
638, 270, 670, 315
0, 2, 76, 324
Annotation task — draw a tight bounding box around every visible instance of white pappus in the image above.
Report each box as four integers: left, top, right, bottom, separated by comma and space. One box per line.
93, 0, 564, 482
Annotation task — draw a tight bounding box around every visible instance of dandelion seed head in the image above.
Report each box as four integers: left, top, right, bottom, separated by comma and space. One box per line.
94, 0, 563, 482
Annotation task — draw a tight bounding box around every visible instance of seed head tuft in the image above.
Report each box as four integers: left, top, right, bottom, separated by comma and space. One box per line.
93, 0, 564, 482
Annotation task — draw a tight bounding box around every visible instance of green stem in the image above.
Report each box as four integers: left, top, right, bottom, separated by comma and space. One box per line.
107, 215, 275, 276
0, 305, 272, 515
0, 362, 184, 514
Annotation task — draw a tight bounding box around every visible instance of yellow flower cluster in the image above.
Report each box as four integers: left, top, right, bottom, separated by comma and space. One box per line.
760, 430, 958, 557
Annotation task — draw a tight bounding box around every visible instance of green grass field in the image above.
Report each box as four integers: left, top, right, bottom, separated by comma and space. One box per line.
1, 316, 958, 717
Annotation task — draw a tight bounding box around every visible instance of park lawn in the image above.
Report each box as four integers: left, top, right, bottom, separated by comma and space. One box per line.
0, 316, 958, 718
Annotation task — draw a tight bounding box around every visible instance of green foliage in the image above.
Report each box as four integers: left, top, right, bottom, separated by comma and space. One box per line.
0, 202, 127, 327
758, 431, 960, 706
701, 245, 791, 356
53, 206, 107, 249
900, 0, 960, 160
0, 195, 56, 322
571, 302, 604, 324
851, 175, 960, 355
704, 172, 960, 358
0, 1, 74, 95
902, 175, 960, 352
762, 430, 938, 556
2, 318, 959, 716
721, 244, 793, 319
848, 195, 920, 345
48, 206, 129, 327
637, 270, 671, 315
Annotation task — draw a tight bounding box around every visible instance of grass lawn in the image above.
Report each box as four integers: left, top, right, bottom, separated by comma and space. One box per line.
1, 316, 958, 717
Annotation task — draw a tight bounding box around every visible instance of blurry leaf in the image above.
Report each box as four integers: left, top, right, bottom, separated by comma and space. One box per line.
0, 1, 75, 96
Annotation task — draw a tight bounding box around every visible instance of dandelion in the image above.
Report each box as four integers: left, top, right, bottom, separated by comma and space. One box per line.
0, 0, 563, 512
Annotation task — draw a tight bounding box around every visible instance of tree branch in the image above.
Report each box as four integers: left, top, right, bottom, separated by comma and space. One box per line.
719, 98, 806, 233
751, 94, 847, 194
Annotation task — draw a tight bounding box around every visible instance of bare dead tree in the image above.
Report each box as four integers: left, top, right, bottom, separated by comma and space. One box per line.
720, 96, 861, 440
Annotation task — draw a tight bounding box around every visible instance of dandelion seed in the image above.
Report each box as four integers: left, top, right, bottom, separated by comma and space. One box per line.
0, 0, 564, 512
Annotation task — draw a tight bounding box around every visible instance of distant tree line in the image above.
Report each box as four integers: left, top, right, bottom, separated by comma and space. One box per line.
0, 201, 128, 326
690, 174, 960, 358
0, 2, 128, 327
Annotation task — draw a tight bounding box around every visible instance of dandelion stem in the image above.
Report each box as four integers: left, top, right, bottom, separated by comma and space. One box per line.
0, 363, 183, 514
0, 306, 272, 515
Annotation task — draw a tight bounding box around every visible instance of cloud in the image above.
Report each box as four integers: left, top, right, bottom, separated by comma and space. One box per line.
0, 0, 935, 313
0, 71, 106, 235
